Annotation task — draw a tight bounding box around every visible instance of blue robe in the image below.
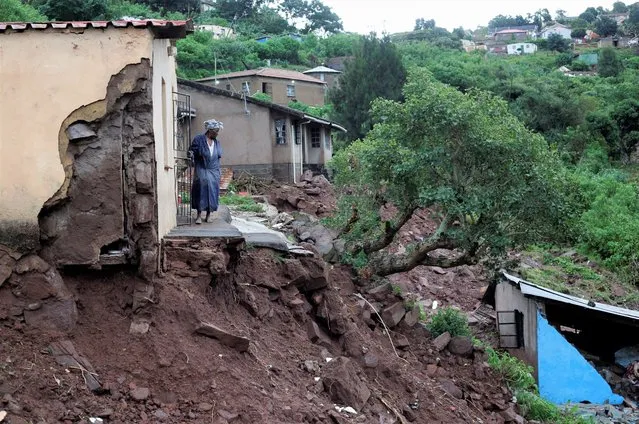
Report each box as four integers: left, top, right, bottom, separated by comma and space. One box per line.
190, 134, 223, 213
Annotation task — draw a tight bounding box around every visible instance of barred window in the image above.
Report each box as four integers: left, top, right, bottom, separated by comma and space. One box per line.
311, 127, 321, 148
275, 119, 287, 145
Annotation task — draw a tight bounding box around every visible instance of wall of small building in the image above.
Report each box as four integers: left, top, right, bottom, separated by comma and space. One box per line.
179, 84, 289, 180
215, 76, 326, 106
304, 72, 340, 91
152, 39, 179, 240
0, 27, 154, 253
494, 282, 540, 378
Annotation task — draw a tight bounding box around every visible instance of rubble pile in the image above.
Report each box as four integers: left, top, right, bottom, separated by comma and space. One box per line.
267, 170, 336, 218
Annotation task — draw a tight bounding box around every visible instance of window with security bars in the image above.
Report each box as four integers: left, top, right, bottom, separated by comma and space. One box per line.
294, 123, 302, 145
275, 119, 287, 145
310, 127, 321, 148
287, 84, 296, 97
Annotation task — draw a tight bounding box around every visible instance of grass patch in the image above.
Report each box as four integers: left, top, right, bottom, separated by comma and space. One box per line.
519, 246, 639, 307
219, 193, 264, 213
426, 307, 471, 337
486, 348, 594, 424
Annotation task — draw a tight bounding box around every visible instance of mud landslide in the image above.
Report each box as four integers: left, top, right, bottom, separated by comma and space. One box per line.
0, 244, 519, 424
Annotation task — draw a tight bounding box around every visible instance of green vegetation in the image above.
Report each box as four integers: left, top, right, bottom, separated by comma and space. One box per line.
330, 69, 575, 276
487, 349, 593, 423
329, 34, 406, 142
219, 193, 264, 213
1, 0, 47, 21
426, 307, 471, 338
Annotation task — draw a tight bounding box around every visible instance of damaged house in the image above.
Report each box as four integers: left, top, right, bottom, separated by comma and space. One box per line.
492, 272, 639, 405
177, 79, 346, 183
0, 20, 193, 277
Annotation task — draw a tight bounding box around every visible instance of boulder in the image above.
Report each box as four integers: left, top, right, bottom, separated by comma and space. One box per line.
195, 322, 250, 353
323, 357, 371, 411
448, 336, 474, 357
381, 302, 406, 328
432, 332, 451, 351
439, 379, 463, 399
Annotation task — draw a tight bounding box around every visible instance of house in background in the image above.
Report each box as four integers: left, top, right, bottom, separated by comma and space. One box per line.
492, 272, 636, 405
196, 68, 327, 107
0, 19, 192, 277
303, 65, 342, 90
195, 24, 234, 38
507, 42, 537, 55
494, 29, 529, 42
256, 33, 302, 43
490, 25, 538, 38
177, 80, 345, 182
600, 13, 629, 25
540, 23, 572, 40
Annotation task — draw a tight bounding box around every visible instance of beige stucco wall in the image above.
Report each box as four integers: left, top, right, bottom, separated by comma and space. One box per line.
0, 27, 154, 237
152, 39, 178, 238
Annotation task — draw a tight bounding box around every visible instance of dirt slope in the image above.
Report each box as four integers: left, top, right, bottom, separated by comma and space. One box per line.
0, 243, 520, 424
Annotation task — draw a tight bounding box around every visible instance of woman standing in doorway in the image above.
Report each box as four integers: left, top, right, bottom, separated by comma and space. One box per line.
189, 119, 224, 224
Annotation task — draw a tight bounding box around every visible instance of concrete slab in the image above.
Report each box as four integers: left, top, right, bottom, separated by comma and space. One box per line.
165, 218, 243, 240
164, 215, 314, 256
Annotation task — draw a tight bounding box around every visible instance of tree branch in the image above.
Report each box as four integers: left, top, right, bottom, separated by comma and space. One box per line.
368, 215, 458, 276
363, 205, 417, 254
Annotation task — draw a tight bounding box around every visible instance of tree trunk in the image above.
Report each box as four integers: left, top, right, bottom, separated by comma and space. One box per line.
368, 239, 471, 276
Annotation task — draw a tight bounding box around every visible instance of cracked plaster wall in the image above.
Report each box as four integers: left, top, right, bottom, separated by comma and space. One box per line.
0, 27, 155, 253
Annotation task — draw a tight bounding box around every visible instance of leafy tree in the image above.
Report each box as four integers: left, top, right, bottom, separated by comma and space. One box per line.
136, 0, 200, 15
213, 0, 266, 22
579, 11, 597, 23
38, 0, 108, 20
452, 26, 467, 40
0, 0, 47, 21
546, 33, 571, 52
599, 47, 623, 77
595, 16, 619, 36
329, 34, 405, 142
300, 0, 342, 33
489, 14, 530, 28
624, 3, 639, 35
555, 9, 567, 22
330, 70, 575, 276
278, 0, 342, 34
414, 18, 435, 31
612, 1, 628, 13
105, 0, 164, 19
571, 28, 587, 39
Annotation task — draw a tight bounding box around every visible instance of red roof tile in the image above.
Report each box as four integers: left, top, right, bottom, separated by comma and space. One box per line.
0, 19, 193, 37
197, 68, 326, 85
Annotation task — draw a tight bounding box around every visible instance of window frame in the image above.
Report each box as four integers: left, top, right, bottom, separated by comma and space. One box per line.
310, 127, 321, 148
275, 118, 287, 145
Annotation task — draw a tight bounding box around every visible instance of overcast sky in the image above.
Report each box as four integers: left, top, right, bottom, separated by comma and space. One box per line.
320, 0, 618, 33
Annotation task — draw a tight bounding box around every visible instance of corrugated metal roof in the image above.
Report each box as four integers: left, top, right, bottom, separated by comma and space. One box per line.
495, 29, 529, 34
502, 271, 639, 321
0, 20, 193, 37
197, 68, 326, 85
303, 66, 341, 74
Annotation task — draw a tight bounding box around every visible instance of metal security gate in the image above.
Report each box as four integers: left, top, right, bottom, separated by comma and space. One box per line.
173, 92, 194, 226
497, 310, 525, 348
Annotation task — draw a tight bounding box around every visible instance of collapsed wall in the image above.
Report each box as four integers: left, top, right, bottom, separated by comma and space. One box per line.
38, 60, 159, 278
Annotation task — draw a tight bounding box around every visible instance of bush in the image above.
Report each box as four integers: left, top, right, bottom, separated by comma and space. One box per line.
426, 307, 471, 337
487, 348, 536, 391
